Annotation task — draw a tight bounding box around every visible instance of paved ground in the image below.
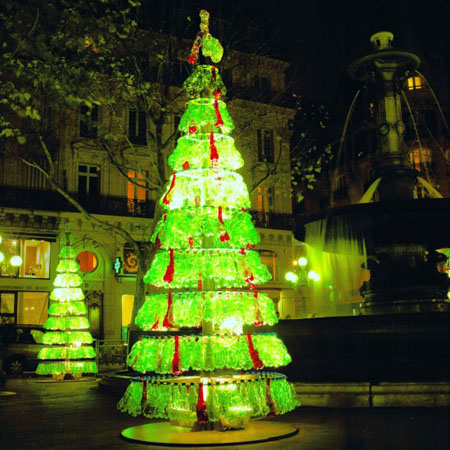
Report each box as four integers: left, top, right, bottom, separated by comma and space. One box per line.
0, 377, 449, 450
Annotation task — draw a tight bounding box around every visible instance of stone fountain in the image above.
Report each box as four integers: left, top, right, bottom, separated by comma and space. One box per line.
297, 31, 450, 315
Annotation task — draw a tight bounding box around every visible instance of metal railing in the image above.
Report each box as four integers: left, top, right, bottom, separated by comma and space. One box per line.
94, 340, 128, 370
0, 186, 155, 218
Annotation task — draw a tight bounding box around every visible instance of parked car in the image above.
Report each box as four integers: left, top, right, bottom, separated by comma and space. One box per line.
0, 325, 45, 375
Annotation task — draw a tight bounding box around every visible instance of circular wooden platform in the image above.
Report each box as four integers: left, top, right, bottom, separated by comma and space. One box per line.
121, 421, 299, 447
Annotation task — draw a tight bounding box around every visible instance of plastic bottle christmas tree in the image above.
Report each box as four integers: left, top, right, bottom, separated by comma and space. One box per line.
36, 231, 98, 379
118, 10, 298, 429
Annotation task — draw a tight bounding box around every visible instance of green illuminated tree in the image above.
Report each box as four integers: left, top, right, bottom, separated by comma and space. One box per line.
118, 11, 298, 430
37, 231, 97, 378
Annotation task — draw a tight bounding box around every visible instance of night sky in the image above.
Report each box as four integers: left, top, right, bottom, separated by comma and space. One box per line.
166, 0, 450, 107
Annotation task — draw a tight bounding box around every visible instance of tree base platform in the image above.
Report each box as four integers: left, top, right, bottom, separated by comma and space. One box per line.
121, 420, 298, 447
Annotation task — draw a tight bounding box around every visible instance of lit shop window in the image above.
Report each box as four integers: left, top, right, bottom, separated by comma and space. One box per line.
0, 239, 50, 278
406, 76, 423, 90
17, 292, 49, 325
76, 251, 98, 273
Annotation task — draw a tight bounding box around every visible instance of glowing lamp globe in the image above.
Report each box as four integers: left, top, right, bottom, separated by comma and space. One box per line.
0, 235, 2, 244
0, 251, 4, 263
298, 257, 307, 267
307, 271, 320, 282
10, 255, 23, 266
285, 271, 298, 283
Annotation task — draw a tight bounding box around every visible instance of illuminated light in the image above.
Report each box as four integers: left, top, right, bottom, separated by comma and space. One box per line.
10, 255, 22, 266
219, 317, 243, 335
307, 271, 320, 282
0, 252, 4, 263
293, 260, 298, 266
298, 257, 308, 267
12, 240, 17, 246
285, 271, 298, 283
0, 235, 2, 243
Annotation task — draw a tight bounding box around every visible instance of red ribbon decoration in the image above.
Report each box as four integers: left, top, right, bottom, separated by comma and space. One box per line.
211, 65, 216, 81
246, 273, 257, 290
162, 293, 174, 328
151, 318, 159, 330
209, 132, 219, 161
196, 384, 208, 423
189, 125, 197, 134
253, 291, 263, 326
213, 98, 224, 129
172, 335, 182, 375
217, 206, 230, 242
163, 249, 175, 284
142, 379, 148, 401
162, 173, 176, 205
266, 378, 277, 416
246, 333, 263, 370
188, 237, 193, 247
218, 206, 225, 225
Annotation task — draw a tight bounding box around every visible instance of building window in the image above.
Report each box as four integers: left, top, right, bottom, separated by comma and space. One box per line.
78, 164, 100, 202
258, 250, 277, 280
80, 104, 98, 138
257, 129, 274, 163
127, 170, 148, 213
76, 251, 98, 273
406, 76, 423, 90
0, 291, 49, 325
0, 239, 50, 279
335, 174, 347, 190
409, 148, 432, 172
257, 186, 275, 214
129, 110, 147, 145
254, 76, 271, 91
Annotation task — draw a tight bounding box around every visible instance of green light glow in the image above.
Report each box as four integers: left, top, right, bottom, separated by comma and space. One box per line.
118, 374, 298, 422
37, 236, 97, 377
298, 257, 308, 267
127, 334, 291, 373
285, 271, 298, 283
144, 249, 271, 289
136, 291, 277, 330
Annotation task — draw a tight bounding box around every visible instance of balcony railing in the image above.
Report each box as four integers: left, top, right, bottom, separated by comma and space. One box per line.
0, 186, 294, 230
0, 186, 155, 218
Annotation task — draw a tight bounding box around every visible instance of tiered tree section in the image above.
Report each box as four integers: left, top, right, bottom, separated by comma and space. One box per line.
36, 236, 97, 377
119, 10, 297, 430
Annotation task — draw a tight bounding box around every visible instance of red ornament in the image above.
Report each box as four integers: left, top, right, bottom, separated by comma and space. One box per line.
196, 384, 208, 423
188, 237, 194, 247
187, 54, 197, 65
154, 235, 162, 248
245, 273, 257, 290
162, 293, 174, 328
163, 249, 175, 284
182, 161, 190, 170
218, 206, 225, 225
162, 172, 176, 205
209, 132, 219, 161
220, 232, 230, 242
172, 335, 182, 375
211, 66, 216, 81
189, 125, 197, 134
198, 275, 203, 290
246, 333, 263, 370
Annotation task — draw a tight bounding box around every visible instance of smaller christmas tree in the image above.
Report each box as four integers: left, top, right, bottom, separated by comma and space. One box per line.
36, 231, 97, 379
